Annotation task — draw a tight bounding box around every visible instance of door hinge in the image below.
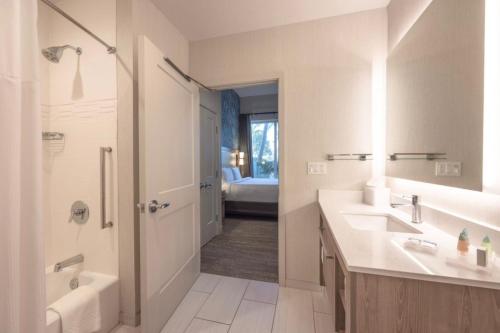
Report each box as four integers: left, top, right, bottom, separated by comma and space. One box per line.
216, 214, 219, 221
216, 170, 219, 178
216, 126, 219, 134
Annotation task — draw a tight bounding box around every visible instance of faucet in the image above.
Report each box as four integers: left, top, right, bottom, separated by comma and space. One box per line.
391, 195, 422, 224
53, 254, 84, 272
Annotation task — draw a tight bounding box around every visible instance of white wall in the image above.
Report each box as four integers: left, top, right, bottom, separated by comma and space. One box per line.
39, 0, 118, 275
132, 0, 189, 73
190, 9, 388, 287
387, 0, 433, 51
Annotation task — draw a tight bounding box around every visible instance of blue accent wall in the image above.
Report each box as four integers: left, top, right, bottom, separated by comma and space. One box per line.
221, 90, 240, 150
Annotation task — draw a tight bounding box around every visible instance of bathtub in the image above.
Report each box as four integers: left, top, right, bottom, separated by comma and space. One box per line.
46, 267, 119, 333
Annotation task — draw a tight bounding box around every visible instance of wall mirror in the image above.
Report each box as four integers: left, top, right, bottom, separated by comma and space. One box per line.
386, 0, 485, 191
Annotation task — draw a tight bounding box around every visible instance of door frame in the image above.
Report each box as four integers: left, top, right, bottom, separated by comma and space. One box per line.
211, 73, 285, 285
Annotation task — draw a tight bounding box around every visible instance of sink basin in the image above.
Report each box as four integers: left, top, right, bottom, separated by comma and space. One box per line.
342, 213, 422, 234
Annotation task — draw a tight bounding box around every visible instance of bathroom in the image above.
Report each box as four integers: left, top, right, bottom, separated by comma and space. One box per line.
2, 0, 500, 332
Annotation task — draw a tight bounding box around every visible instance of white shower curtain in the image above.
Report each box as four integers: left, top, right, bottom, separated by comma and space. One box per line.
0, 0, 46, 332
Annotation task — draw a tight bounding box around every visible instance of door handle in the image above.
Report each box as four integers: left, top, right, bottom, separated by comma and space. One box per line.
149, 200, 171, 213
200, 182, 213, 190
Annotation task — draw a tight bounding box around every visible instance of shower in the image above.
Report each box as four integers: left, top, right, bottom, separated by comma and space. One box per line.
41, 45, 82, 63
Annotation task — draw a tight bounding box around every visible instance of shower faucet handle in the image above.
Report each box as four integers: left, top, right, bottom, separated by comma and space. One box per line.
68, 201, 90, 224
72, 207, 87, 216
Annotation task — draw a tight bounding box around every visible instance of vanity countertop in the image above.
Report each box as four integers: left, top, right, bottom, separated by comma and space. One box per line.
318, 190, 500, 290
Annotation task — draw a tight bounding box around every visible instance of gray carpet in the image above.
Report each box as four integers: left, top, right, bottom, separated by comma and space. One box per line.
201, 217, 278, 282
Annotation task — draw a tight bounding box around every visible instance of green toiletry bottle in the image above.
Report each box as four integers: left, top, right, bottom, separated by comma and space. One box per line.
482, 236, 492, 256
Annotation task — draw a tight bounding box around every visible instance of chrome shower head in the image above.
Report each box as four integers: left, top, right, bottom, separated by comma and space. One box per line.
41, 45, 82, 63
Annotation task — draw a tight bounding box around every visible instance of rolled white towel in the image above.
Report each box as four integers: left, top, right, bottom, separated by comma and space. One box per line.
48, 285, 101, 333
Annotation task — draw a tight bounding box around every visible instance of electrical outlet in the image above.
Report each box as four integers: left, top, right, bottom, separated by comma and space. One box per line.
446, 161, 462, 176
435, 161, 461, 177
308, 162, 327, 175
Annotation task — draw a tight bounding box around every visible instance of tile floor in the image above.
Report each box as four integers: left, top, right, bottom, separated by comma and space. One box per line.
160, 273, 335, 333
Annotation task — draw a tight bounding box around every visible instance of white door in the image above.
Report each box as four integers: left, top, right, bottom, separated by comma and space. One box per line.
200, 105, 218, 246
138, 36, 200, 333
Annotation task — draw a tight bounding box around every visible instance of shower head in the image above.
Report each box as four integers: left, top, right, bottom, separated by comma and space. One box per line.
41, 45, 82, 63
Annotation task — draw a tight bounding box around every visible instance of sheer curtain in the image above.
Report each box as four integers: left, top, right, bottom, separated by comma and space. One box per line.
0, 1, 45, 332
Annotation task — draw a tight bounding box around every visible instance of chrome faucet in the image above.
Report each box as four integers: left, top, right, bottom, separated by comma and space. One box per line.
54, 254, 84, 272
391, 195, 422, 224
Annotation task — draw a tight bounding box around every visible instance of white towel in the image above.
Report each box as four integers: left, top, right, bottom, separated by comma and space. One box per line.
48, 285, 102, 333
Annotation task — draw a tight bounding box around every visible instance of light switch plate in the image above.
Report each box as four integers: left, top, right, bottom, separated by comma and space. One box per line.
308, 162, 327, 175
435, 161, 461, 177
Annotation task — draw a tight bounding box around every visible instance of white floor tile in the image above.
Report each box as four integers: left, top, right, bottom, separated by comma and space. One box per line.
161, 291, 210, 333
312, 290, 332, 314
314, 312, 334, 333
191, 273, 222, 294
272, 287, 315, 333
244, 280, 279, 305
229, 300, 276, 333
185, 318, 230, 333
196, 276, 249, 325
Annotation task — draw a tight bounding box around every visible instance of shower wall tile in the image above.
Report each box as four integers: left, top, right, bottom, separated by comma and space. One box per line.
41, 0, 118, 276
43, 98, 118, 276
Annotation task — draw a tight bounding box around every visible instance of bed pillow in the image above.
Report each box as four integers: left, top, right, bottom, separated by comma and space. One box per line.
222, 168, 234, 182
231, 167, 242, 180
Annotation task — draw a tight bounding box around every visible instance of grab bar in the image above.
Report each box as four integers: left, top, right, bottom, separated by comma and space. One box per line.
100, 147, 113, 229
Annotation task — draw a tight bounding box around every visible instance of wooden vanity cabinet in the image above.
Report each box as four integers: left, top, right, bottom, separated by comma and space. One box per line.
320, 215, 350, 333
319, 214, 500, 333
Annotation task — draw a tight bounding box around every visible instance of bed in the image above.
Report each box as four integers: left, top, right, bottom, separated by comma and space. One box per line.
221, 148, 278, 218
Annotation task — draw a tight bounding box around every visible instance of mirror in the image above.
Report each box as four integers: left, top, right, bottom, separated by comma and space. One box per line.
386, 0, 485, 191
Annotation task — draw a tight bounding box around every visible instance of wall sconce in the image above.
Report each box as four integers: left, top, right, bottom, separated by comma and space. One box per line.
238, 151, 245, 166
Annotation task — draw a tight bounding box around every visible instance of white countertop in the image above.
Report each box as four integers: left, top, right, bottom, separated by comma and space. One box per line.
318, 190, 500, 290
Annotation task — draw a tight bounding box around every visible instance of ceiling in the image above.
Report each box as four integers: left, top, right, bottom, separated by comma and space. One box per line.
233, 83, 278, 98
151, 0, 391, 41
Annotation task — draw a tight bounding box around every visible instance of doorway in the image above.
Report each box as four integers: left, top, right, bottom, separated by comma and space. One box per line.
199, 82, 280, 283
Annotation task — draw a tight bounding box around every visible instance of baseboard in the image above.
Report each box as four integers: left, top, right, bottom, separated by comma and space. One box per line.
285, 279, 322, 292
119, 312, 140, 327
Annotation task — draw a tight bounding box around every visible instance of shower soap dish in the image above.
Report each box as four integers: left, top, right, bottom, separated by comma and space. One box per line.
42, 131, 65, 152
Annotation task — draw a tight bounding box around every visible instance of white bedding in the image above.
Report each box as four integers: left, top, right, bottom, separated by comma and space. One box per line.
224, 177, 278, 203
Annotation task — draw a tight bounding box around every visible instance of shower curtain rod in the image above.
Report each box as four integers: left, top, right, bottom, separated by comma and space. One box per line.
39, 0, 116, 54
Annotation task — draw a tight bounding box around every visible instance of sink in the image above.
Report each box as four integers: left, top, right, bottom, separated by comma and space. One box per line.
342, 213, 422, 234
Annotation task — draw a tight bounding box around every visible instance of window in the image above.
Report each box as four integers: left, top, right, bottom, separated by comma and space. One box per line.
250, 119, 278, 179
